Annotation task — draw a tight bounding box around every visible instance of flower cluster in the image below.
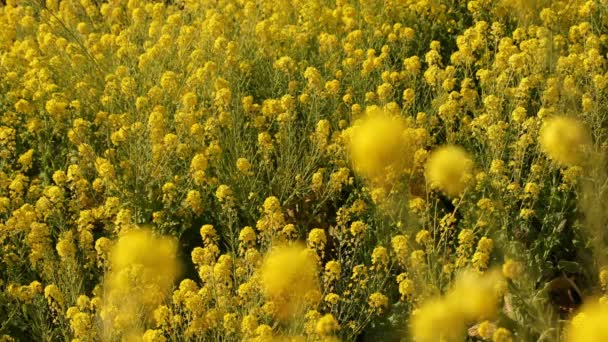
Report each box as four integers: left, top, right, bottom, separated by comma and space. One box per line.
1, 0, 608, 340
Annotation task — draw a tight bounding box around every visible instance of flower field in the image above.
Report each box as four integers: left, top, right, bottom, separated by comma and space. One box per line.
1, 0, 608, 340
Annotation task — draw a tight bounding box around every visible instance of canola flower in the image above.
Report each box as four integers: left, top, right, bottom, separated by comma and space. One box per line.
260, 244, 320, 320
347, 107, 416, 184
539, 116, 591, 166
101, 228, 179, 338
1, 0, 608, 340
425, 145, 474, 197
411, 270, 504, 342
567, 301, 608, 342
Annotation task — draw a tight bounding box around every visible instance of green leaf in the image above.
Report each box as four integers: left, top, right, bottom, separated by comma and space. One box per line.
557, 261, 583, 274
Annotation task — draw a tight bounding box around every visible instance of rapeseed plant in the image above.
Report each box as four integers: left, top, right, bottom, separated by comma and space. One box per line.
2, 0, 608, 340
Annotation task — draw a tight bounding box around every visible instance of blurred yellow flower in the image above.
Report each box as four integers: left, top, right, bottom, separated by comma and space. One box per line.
260, 244, 319, 319
411, 270, 503, 342
315, 314, 339, 336
568, 301, 608, 342
103, 228, 179, 337
539, 116, 590, 166
347, 107, 415, 183
425, 145, 473, 197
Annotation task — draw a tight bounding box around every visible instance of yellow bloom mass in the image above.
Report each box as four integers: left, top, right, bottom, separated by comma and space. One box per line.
539, 116, 591, 166
411, 270, 503, 342
568, 301, 608, 342
260, 244, 319, 319
1, 0, 606, 340
425, 145, 473, 197
347, 107, 416, 183
103, 228, 179, 338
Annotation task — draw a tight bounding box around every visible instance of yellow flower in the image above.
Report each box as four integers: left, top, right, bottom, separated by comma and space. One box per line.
236, 157, 252, 175
312, 170, 324, 192
539, 116, 590, 166
239, 226, 256, 247
347, 107, 415, 183
567, 302, 608, 342
477, 237, 494, 253
142, 329, 166, 342
502, 259, 523, 280
376, 82, 393, 102
600, 268, 608, 289
260, 244, 319, 319
69, 311, 92, 338
324, 260, 341, 283
411, 298, 464, 342
371, 246, 389, 267
222, 313, 239, 334
410, 250, 426, 269
349, 221, 366, 236
409, 197, 426, 213
190, 153, 208, 172
520, 208, 535, 220
398, 276, 415, 299
425, 145, 473, 197
329, 168, 350, 192
263, 196, 281, 214
45, 98, 68, 118
477, 320, 495, 339
449, 270, 503, 319
76, 295, 90, 311
391, 235, 409, 260
315, 314, 339, 336
274, 56, 297, 74
325, 79, 340, 95
411, 270, 503, 342
184, 190, 203, 214
241, 314, 258, 336
56, 232, 76, 259
200, 224, 217, 244
181, 92, 198, 109
103, 229, 179, 335
415, 230, 431, 245
215, 185, 233, 203
17, 149, 34, 170
324, 293, 340, 306
44, 284, 64, 308
493, 327, 513, 342
307, 228, 327, 249
15, 99, 33, 114
368, 292, 389, 311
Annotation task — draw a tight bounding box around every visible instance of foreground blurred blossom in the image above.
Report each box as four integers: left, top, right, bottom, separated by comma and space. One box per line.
568, 301, 608, 342
346, 107, 416, 184
260, 244, 319, 320
539, 116, 590, 167
101, 228, 179, 338
411, 270, 504, 342
425, 145, 474, 197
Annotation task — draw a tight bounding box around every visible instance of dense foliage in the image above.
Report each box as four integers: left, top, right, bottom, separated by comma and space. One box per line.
1, 0, 608, 341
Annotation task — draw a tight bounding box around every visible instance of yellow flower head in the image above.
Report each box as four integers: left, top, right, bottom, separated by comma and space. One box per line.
448, 269, 503, 319
347, 107, 415, 183
493, 327, 513, 342
502, 259, 523, 280
103, 228, 179, 336
368, 292, 389, 311
411, 270, 503, 342
411, 298, 465, 342
425, 145, 473, 197
568, 301, 608, 342
236, 157, 252, 175
539, 116, 590, 166
260, 244, 319, 319
315, 314, 339, 336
